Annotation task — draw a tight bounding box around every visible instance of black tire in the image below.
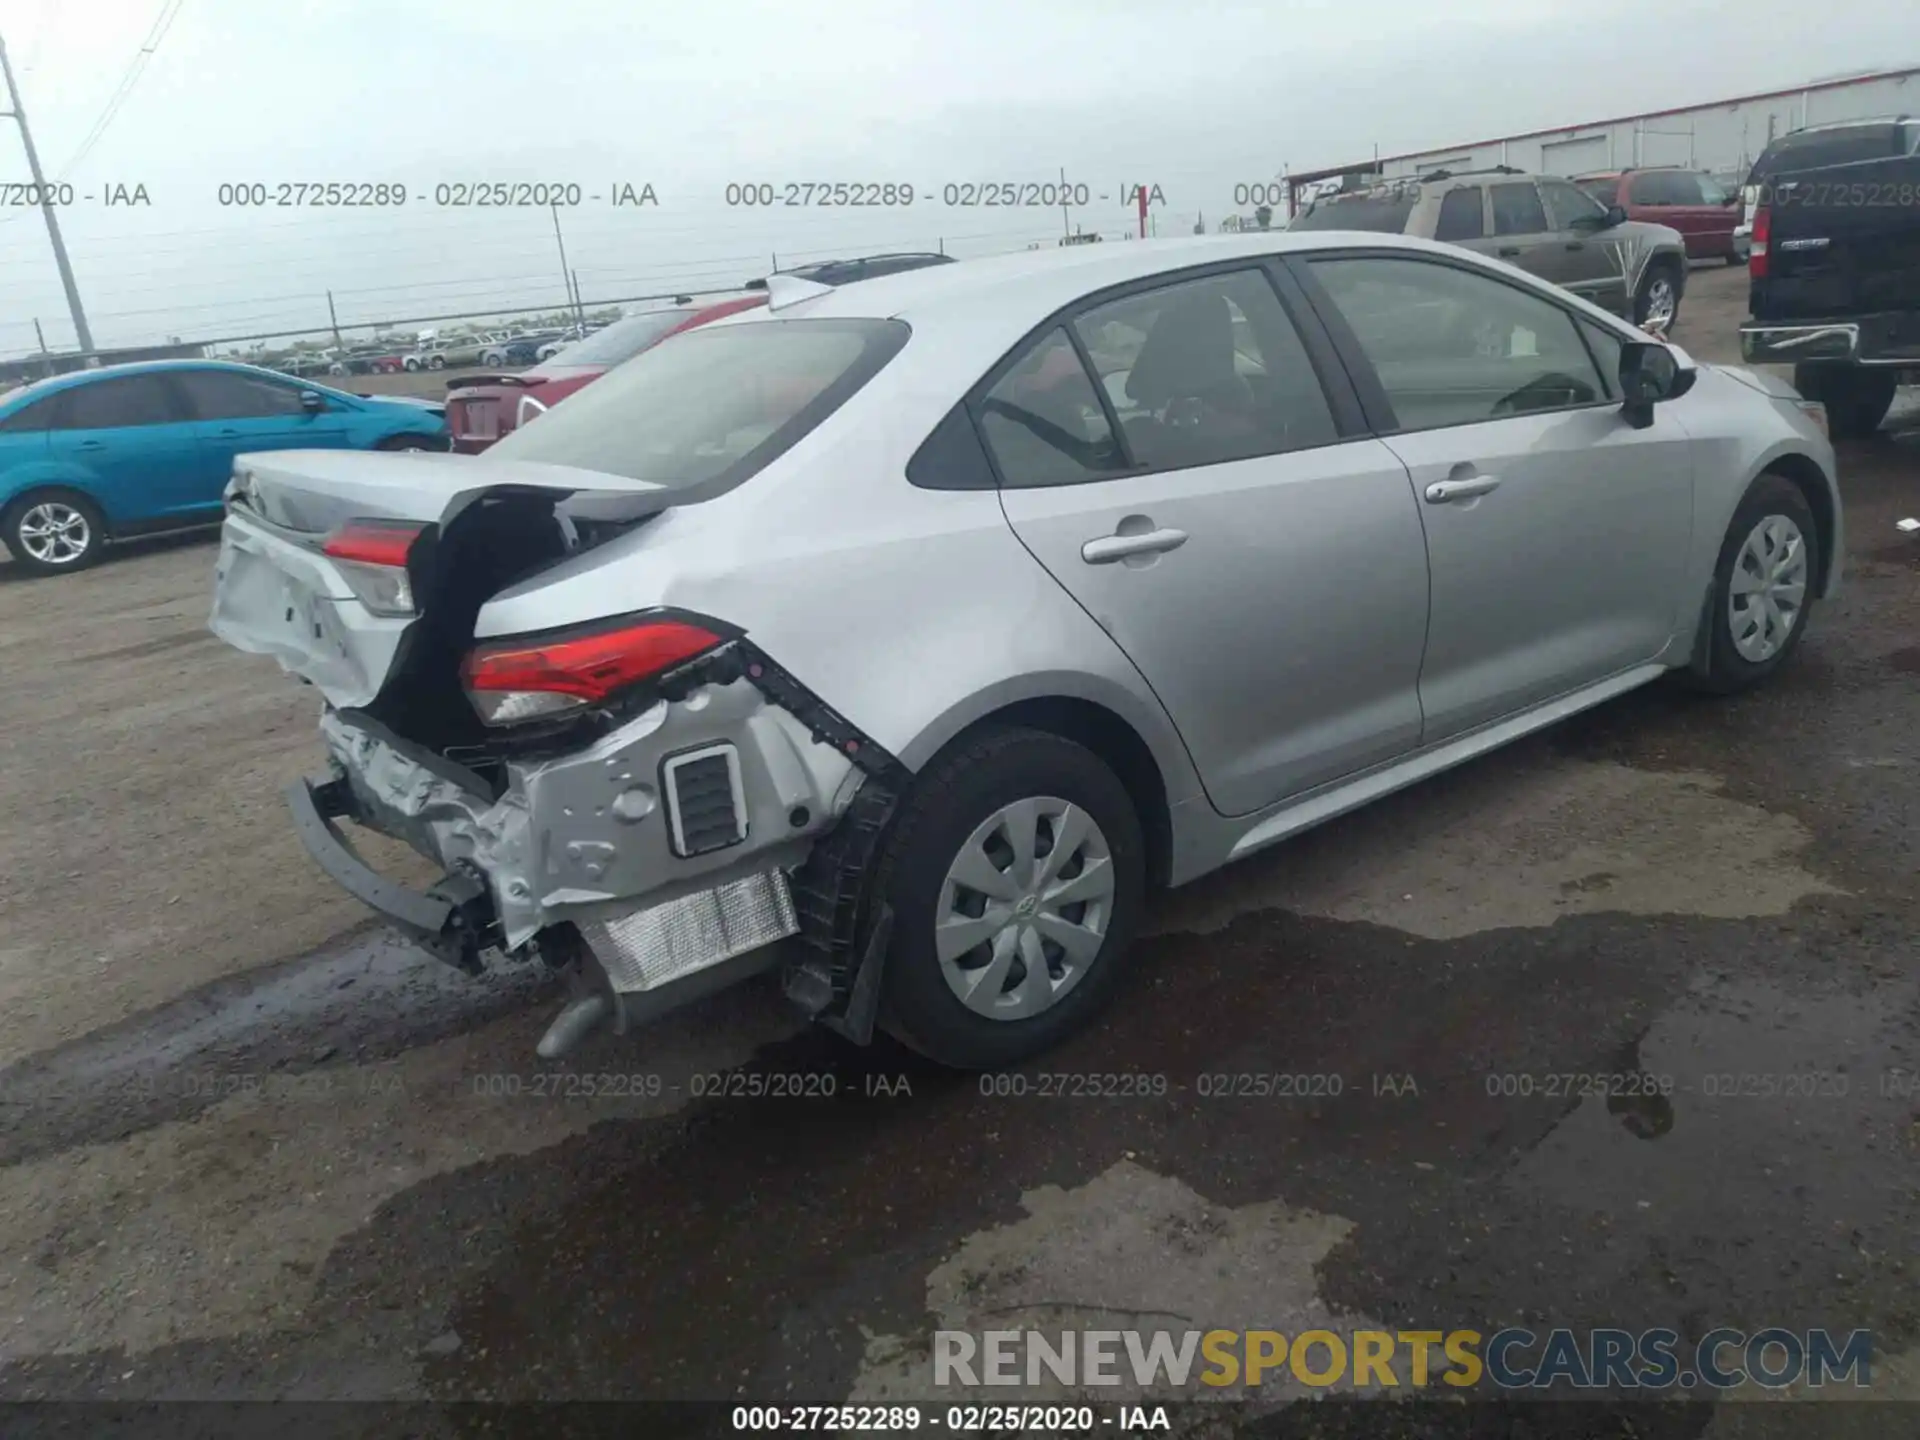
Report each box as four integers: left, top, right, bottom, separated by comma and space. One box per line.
428, 355, 446, 370
1681, 472, 1818, 695
1633, 258, 1684, 329
1792, 364, 1897, 441
377, 434, 441, 452
1724, 249, 1744, 267
869, 726, 1146, 1069
2, 488, 106, 577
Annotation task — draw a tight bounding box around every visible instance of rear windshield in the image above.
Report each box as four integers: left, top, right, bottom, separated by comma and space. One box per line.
488, 317, 909, 490
1749, 126, 1899, 180
1290, 195, 1416, 233
552, 309, 700, 366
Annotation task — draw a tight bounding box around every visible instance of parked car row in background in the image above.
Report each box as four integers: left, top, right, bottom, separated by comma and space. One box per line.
0, 361, 449, 575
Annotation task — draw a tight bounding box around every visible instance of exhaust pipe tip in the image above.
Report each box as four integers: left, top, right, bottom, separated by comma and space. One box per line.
536, 992, 612, 1060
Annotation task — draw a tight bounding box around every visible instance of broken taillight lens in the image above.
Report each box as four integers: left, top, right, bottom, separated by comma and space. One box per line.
460, 614, 727, 725
321, 520, 425, 617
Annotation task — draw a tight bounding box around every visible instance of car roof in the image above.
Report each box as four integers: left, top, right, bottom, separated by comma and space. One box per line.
705, 229, 1586, 384
0, 356, 324, 403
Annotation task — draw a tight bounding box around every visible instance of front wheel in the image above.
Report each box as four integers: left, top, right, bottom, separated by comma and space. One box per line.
1682, 473, 1818, 695
868, 727, 1146, 1069
3, 490, 105, 576
1633, 261, 1683, 330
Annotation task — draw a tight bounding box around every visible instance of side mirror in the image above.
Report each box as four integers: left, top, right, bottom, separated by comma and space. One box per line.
1604, 203, 1629, 228
1618, 340, 1694, 427
299, 390, 327, 413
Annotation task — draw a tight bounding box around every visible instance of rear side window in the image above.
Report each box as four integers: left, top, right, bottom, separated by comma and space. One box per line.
1290, 194, 1416, 233
976, 327, 1127, 488
1489, 183, 1549, 236
490, 318, 909, 493
1070, 268, 1338, 469
54, 375, 184, 429
1433, 188, 1485, 241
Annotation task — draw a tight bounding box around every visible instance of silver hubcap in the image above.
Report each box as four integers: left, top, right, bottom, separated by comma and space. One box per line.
1729, 513, 1808, 662
935, 796, 1114, 1021
1644, 276, 1676, 325
18, 502, 91, 565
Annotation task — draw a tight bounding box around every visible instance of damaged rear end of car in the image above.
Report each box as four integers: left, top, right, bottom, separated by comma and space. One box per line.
210, 313, 915, 1058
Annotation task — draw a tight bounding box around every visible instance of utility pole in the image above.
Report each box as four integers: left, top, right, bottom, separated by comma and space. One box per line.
326, 291, 345, 354
1060, 165, 1070, 241
570, 267, 584, 328
549, 202, 579, 325
0, 31, 94, 355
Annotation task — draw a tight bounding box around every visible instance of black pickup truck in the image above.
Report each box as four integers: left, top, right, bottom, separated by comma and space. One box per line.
1739, 119, 1920, 438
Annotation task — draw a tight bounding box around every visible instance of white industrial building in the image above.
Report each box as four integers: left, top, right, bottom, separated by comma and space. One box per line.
1284, 64, 1920, 212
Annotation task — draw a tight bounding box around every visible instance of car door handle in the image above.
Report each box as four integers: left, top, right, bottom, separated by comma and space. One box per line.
1497, 246, 1522, 257
1081, 528, 1188, 563
76, 439, 105, 450
1424, 474, 1502, 504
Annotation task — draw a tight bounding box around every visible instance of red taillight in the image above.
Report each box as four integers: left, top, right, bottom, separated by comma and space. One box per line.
322, 519, 423, 568
1748, 204, 1770, 280
321, 519, 424, 617
460, 615, 727, 725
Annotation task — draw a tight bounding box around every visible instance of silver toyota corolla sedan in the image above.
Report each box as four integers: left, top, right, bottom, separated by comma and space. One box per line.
208, 230, 1841, 1068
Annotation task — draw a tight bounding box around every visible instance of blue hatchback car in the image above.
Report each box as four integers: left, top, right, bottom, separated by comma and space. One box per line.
0, 359, 449, 576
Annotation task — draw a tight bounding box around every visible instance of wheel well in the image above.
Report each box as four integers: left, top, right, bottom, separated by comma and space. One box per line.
1763, 454, 1835, 592
943, 697, 1174, 888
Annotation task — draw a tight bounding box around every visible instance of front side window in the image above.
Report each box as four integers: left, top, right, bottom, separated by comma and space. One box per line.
0, 397, 58, 432
178, 371, 310, 420
1540, 179, 1609, 230
1489, 183, 1549, 237
1434, 187, 1486, 241
1578, 177, 1619, 207
491, 318, 908, 493
1070, 268, 1337, 471
55, 375, 183, 430
1695, 172, 1730, 205
1310, 256, 1607, 432
976, 327, 1127, 489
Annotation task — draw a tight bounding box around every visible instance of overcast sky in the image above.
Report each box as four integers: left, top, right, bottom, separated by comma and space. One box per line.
0, 0, 1913, 356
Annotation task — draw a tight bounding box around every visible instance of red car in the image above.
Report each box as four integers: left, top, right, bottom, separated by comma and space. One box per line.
445, 296, 766, 453
1575, 167, 1742, 263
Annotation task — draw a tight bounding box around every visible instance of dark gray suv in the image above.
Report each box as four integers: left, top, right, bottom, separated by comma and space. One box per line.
1293, 168, 1691, 330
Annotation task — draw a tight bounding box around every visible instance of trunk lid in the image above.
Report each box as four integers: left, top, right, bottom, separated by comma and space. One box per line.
210, 449, 678, 712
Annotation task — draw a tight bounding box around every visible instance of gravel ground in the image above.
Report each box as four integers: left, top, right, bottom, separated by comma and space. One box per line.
2, 264, 1918, 1435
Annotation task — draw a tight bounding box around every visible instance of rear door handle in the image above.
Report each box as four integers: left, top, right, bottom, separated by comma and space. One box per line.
1081, 528, 1188, 564
1565, 241, 1586, 250
76, 440, 105, 450
1424, 474, 1501, 504
1497, 246, 1522, 257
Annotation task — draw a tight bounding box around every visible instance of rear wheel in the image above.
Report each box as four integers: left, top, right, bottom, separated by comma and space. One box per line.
1793, 364, 1898, 440
428, 355, 446, 371
869, 727, 1145, 1069
1682, 472, 1817, 695
3, 489, 105, 576
377, 433, 440, 453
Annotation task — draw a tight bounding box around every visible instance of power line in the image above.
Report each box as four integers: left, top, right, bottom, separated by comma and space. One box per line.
55, 0, 182, 181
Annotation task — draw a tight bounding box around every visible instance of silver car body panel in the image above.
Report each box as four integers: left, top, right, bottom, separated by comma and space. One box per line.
209, 229, 1842, 988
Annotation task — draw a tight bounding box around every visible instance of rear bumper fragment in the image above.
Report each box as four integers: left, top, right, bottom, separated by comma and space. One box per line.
286, 775, 495, 971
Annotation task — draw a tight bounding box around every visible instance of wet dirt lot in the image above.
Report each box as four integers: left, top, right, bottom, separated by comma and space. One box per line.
1, 265, 1918, 1434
